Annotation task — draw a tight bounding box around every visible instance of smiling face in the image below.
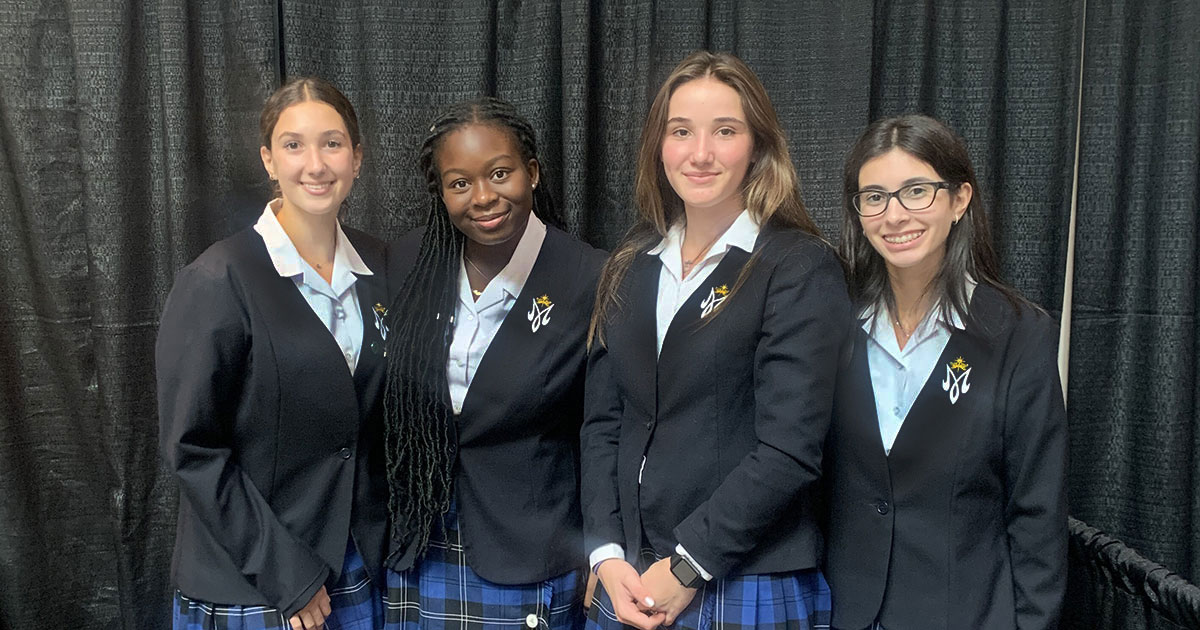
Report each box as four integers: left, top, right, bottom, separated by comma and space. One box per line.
856, 147, 972, 279
436, 123, 538, 249
660, 76, 755, 220
259, 100, 362, 220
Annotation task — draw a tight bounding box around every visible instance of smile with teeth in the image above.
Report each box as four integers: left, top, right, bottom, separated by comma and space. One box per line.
302, 182, 333, 194
883, 230, 924, 244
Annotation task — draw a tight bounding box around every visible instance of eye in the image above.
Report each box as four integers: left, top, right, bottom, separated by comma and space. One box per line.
861, 191, 887, 205
491, 169, 510, 181
669, 127, 691, 138
325, 139, 343, 149
902, 183, 932, 199
446, 179, 468, 190
282, 141, 300, 151
716, 127, 736, 137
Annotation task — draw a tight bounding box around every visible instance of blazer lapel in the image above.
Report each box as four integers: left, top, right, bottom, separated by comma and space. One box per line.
658, 247, 751, 361
353, 271, 387, 383
889, 329, 987, 460
618, 253, 662, 420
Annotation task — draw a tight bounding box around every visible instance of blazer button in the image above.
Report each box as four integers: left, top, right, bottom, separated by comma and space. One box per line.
876, 500, 890, 515
644, 420, 653, 430
339, 447, 352, 460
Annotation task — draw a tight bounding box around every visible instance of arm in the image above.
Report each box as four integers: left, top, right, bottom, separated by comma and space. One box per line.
1003, 314, 1068, 629
581, 337, 662, 630
673, 245, 852, 578
156, 263, 329, 616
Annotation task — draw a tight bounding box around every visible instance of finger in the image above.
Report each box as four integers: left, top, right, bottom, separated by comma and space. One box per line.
622, 576, 655, 611
288, 614, 303, 630
319, 596, 332, 617
300, 610, 318, 629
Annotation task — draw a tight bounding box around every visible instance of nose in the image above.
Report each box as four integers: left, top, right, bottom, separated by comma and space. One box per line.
690, 134, 714, 164
472, 179, 497, 207
305, 145, 326, 174
880, 194, 908, 223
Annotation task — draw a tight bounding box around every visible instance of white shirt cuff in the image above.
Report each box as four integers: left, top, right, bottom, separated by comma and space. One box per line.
589, 543, 626, 573
674, 544, 714, 581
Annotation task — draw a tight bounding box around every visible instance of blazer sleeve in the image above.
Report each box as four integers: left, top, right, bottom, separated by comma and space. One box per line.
580, 336, 626, 556
674, 244, 852, 578
156, 262, 329, 616
1002, 313, 1068, 629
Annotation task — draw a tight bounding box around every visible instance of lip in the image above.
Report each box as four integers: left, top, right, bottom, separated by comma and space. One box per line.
684, 171, 719, 184
471, 209, 510, 231
301, 182, 335, 196
881, 229, 925, 250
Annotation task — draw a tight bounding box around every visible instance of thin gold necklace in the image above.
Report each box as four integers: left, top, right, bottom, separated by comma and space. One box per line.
464, 255, 493, 297
680, 230, 724, 279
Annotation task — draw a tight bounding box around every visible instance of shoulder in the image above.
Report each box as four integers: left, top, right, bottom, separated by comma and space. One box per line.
544, 225, 607, 278
385, 225, 428, 280
755, 225, 845, 283
970, 284, 1058, 354
178, 228, 263, 286
342, 224, 386, 267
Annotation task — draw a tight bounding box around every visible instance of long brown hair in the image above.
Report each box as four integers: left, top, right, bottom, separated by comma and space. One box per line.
589, 50, 820, 346
839, 114, 1025, 333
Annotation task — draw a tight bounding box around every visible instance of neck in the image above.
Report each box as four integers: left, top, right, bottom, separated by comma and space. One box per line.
274, 199, 339, 269
886, 252, 941, 326
682, 203, 743, 245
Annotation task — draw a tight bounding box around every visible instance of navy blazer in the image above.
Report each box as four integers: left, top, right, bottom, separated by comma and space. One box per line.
823, 284, 1068, 630
385, 224, 606, 584
582, 224, 852, 579
157, 226, 390, 618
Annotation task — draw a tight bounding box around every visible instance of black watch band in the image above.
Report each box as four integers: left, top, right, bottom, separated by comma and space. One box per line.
669, 553, 705, 589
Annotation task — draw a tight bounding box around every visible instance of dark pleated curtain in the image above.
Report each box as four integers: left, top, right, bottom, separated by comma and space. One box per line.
0, 1, 278, 627
868, 0, 1081, 311
274, 0, 874, 246
1, 1, 1196, 629
1067, 0, 1200, 587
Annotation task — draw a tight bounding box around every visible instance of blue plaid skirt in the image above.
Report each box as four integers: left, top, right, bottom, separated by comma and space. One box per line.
586, 550, 830, 630
173, 538, 383, 630
383, 503, 586, 630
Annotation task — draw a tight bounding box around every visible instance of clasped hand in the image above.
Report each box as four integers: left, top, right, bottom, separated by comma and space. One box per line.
595, 558, 697, 629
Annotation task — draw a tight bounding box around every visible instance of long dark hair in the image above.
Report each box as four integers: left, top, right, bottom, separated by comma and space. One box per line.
382, 97, 563, 561
840, 114, 1023, 333
589, 50, 821, 347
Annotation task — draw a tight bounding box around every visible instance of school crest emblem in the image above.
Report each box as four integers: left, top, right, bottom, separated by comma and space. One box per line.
373, 303, 389, 341
942, 356, 971, 404
527, 294, 554, 333
700, 284, 730, 318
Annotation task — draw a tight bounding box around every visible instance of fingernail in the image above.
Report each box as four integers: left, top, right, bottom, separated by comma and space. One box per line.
644, 597, 655, 607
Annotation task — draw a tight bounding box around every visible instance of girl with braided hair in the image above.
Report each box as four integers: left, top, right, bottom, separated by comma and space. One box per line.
381, 97, 605, 630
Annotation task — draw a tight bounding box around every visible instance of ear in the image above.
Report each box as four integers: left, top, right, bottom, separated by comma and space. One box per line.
353, 144, 364, 177
527, 158, 540, 189
259, 145, 275, 179
952, 182, 973, 222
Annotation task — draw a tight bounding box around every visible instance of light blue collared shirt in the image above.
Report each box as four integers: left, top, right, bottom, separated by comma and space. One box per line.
862, 281, 975, 454
446, 213, 546, 414
253, 201, 372, 374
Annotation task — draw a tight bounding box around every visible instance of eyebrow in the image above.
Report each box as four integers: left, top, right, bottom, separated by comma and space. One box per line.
666, 116, 747, 125
440, 154, 517, 178
275, 129, 348, 139
859, 177, 939, 190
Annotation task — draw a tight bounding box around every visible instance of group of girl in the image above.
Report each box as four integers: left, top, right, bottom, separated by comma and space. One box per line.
156, 51, 1067, 630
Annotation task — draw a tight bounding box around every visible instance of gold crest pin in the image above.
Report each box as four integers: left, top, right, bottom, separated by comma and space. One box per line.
527, 294, 554, 333
942, 356, 971, 404
701, 284, 730, 318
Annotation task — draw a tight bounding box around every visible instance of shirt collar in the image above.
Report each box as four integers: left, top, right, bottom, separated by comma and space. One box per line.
647, 209, 759, 278
859, 278, 978, 344
253, 201, 372, 296
457, 213, 547, 309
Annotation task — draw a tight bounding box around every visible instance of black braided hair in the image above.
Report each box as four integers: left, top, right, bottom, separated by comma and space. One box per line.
383, 97, 563, 563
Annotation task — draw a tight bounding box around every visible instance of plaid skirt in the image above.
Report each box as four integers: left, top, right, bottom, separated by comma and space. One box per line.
585, 549, 830, 630
383, 503, 586, 630
173, 538, 383, 630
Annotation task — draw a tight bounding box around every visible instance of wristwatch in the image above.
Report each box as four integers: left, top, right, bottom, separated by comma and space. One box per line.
669, 553, 705, 589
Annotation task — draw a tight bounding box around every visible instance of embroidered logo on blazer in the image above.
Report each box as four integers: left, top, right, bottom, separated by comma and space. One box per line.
527, 294, 554, 333
700, 284, 730, 318
373, 303, 389, 341
942, 356, 971, 404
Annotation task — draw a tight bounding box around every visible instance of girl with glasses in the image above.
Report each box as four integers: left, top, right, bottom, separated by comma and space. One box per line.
824, 114, 1068, 630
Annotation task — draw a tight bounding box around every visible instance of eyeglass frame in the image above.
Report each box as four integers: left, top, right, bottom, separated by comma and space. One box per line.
851, 181, 959, 217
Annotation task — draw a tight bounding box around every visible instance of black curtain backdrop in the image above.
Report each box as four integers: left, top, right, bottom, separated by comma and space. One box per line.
0, 1, 1194, 629
1067, 0, 1200, 589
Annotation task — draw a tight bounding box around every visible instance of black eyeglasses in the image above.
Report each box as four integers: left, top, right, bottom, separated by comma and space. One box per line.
851, 181, 957, 217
